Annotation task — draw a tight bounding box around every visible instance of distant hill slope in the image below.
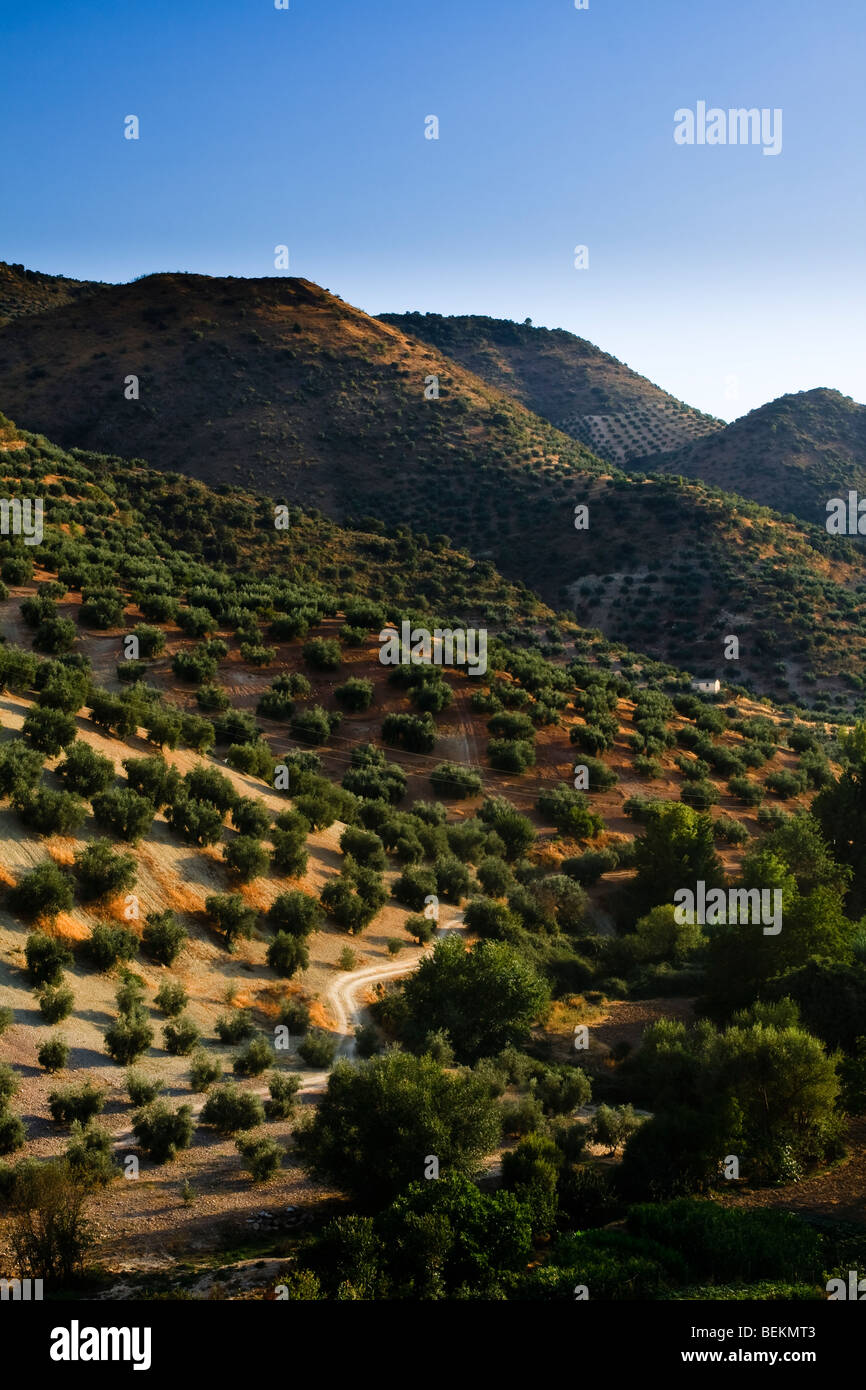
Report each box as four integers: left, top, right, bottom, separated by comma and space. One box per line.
0, 261, 102, 327
0, 271, 609, 518
630, 388, 866, 530
379, 310, 724, 463
3, 277, 866, 712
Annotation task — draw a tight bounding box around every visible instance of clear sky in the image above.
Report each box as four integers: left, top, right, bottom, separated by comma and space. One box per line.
1, 0, 863, 420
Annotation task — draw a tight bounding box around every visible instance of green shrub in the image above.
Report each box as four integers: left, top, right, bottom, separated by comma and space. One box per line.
37, 983, 74, 1023
37, 1036, 69, 1073
200, 1084, 265, 1132
142, 911, 188, 966
132, 1101, 194, 1163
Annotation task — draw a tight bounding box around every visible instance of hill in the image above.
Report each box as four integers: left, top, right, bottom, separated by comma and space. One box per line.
0, 412, 859, 1293
629, 388, 866, 530
3, 277, 866, 712
379, 310, 725, 462
0, 262, 102, 328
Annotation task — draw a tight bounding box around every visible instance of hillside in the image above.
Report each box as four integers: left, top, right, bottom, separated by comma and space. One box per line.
2, 277, 866, 713
0, 262, 102, 328
379, 310, 725, 462
0, 413, 862, 1298
630, 388, 866, 530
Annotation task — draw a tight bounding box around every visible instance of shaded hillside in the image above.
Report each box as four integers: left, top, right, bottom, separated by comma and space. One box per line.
0, 261, 102, 327
2, 279, 866, 712
0, 271, 608, 519
634, 389, 866, 530
379, 310, 724, 462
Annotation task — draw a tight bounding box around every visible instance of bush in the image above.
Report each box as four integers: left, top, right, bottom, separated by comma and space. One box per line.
164, 1015, 201, 1056
132, 1101, 194, 1163
123, 755, 181, 808
298, 1029, 340, 1068
267, 890, 323, 937
184, 764, 237, 812
64, 1121, 117, 1187
166, 794, 225, 847
231, 797, 272, 838
382, 711, 436, 753
84, 924, 138, 971
728, 775, 764, 806
236, 1134, 285, 1182
223, 835, 269, 883
429, 762, 483, 799
53, 742, 112, 799
335, 677, 375, 711
73, 840, 137, 903
233, 1035, 273, 1077
24, 929, 73, 983
190, 1051, 222, 1092
201, 1084, 265, 1133
15, 787, 86, 837
303, 638, 342, 670
91, 787, 155, 843
37, 984, 74, 1023
0, 1112, 26, 1155
126, 1070, 162, 1106
406, 914, 435, 944
488, 738, 536, 773
37, 1036, 69, 1073
537, 785, 603, 840
22, 707, 77, 755
278, 997, 311, 1033
142, 911, 188, 966
104, 1007, 153, 1065
205, 893, 258, 947
48, 1080, 105, 1126
264, 1071, 301, 1120
154, 980, 188, 1017
267, 932, 310, 977
340, 826, 387, 870
215, 1010, 255, 1044
0, 739, 44, 800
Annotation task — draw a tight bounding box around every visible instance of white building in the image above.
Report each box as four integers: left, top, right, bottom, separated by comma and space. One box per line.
691, 678, 721, 695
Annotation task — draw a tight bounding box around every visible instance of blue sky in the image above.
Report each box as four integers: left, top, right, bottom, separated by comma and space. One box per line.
1, 0, 863, 419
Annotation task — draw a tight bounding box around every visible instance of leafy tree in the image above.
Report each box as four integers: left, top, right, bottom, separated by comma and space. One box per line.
0, 739, 44, 800
16, 787, 87, 837
15, 866, 75, 927
200, 1084, 265, 1133
73, 839, 137, 903
37, 1036, 70, 1073
56, 741, 115, 798
104, 1007, 153, 1065
163, 1015, 201, 1056
132, 1102, 194, 1163
224, 834, 269, 883
398, 935, 549, 1063
296, 1051, 502, 1206
84, 924, 138, 971
232, 1035, 273, 1076
91, 787, 155, 843
631, 802, 723, 916
48, 1080, 105, 1126
267, 932, 310, 977
236, 1134, 285, 1182
65, 1121, 118, 1187
267, 890, 323, 937
335, 677, 375, 712
37, 983, 74, 1023
231, 797, 272, 838
22, 707, 77, 755
205, 893, 258, 947
142, 911, 188, 966
190, 1051, 222, 1092
166, 794, 225, 847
